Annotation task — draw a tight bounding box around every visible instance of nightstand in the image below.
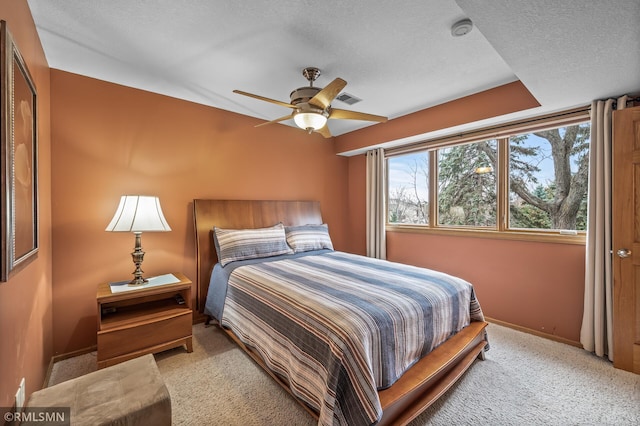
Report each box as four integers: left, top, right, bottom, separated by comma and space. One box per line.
96, 272, 193, 369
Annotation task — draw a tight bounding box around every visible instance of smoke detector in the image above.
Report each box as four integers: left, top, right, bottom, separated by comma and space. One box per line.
451, 19, 473, 37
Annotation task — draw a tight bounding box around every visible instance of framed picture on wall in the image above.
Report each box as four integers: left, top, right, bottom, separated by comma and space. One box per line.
1, 21, 38, 282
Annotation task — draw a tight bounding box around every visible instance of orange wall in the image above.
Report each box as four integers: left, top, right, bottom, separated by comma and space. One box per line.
340, 104, 586, 344
0, 1, 53, 406
387, 232, 585, 341
335, 81, 540, 154
346, 155, 366, 255
50, 70, 349, 354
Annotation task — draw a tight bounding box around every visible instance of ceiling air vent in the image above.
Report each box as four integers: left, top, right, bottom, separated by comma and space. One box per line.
336, 92, 362, 105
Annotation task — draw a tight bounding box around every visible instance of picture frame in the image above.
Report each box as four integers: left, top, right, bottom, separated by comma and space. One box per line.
1, 21, 38, 282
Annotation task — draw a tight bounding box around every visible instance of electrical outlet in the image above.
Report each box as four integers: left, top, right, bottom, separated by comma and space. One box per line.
15, 377, 25, 409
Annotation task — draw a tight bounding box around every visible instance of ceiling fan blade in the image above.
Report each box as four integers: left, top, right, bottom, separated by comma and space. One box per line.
308, 78, 347, 110
255, 114, 293, 127
330, 108, 388, 123
316, 124, 332, 139
233, 90, 296, 109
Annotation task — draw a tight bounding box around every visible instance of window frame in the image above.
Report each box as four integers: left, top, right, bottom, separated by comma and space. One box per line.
385, 107, 590, 245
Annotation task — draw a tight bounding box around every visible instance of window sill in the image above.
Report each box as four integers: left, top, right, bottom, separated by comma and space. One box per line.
386, 224, 586, 245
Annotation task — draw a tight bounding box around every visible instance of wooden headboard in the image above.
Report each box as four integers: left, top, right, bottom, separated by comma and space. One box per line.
193, 199, 323, 312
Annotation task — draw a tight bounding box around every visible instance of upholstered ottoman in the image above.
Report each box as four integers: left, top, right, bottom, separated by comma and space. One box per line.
24, 354, 171, 426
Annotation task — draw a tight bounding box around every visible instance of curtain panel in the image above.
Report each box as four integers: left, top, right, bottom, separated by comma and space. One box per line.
580, 95, 628, 361
366, 148, 386, 259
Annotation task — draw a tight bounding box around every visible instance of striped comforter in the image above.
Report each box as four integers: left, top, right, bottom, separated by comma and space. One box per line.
217, 251, 485, 426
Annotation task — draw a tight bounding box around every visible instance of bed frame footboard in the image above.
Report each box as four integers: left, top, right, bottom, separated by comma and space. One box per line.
218, 321, 487, 425
377, 321, 488, 425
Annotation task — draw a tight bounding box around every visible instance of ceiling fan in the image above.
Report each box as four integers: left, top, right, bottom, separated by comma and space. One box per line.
233, 67, 388, 138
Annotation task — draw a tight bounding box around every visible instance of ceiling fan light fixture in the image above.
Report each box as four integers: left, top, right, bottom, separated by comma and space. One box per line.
293, 111, 328, 132
234, 66, 386, 138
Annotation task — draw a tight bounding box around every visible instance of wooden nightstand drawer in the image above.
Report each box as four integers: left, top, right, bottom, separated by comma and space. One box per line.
97, 310, 191, 360
96, 273, 193, 368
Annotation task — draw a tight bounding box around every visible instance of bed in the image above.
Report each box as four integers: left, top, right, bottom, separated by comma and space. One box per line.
193, 199, 488, 426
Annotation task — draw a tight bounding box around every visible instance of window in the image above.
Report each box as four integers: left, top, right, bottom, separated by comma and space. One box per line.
438, 140, 497, 227
508, 124, 590, 231
387, 151, 429, 224
386, 109, 590, 241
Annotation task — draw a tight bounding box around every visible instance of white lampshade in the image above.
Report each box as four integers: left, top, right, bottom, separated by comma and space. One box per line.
106, 195, 171, 232
293, 111, 328, 131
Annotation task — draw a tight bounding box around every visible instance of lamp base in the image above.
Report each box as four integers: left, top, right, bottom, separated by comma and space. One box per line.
128, 232, 147, 286
128, 276, 148, 286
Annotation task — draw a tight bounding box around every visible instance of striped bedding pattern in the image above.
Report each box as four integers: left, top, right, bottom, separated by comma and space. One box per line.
214, 223, 293, 266
285, 224, 334, 252
220, 251, 485, 426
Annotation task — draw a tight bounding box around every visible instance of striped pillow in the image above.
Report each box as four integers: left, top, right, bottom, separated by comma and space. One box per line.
214, 223, 293, 266
285, 224, 334, 253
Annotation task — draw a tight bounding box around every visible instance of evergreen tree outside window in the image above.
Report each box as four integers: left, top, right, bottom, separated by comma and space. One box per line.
438, 140, 498, 227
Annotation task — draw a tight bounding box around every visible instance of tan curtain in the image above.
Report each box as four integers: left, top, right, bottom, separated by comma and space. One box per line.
366, 148, 386, 259
580, 95, 628, 361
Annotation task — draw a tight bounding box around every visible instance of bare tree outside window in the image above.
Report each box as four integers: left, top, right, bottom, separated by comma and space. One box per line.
509, 124, 590, 231
387, 152, 428, 224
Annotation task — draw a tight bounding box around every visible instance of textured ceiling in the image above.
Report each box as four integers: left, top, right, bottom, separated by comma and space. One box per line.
27, 0, 640, 141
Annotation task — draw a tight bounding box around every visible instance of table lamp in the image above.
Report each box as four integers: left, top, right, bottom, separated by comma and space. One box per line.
105, 195, 171, 286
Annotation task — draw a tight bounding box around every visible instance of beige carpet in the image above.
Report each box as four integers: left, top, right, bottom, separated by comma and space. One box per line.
49, 323, 640, 426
